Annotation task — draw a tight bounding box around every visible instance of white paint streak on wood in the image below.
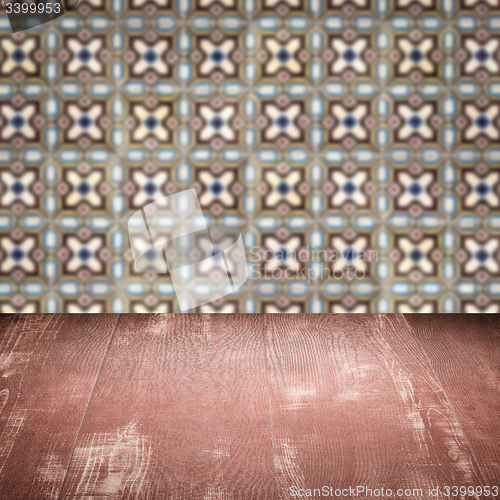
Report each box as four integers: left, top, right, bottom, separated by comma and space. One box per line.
0, 407, 27, 475
203, 484, 231, 499
274, 438, 305, 492
35, 450, 68, 499
286, 386, 317, 411
0, 388, 8, 416
71, 421, 152, 499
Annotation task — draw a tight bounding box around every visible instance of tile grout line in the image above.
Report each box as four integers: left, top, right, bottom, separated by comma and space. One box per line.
400, 313, 488, 487
262, 314, 278, 500
56, 313, 122, 500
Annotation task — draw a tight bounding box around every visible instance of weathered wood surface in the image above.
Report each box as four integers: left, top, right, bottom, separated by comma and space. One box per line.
59, 314, 275, 499
264, 314, 486, 499
405, 314, 500, 485
1, 313, 499, 499
0, 314, 119, 500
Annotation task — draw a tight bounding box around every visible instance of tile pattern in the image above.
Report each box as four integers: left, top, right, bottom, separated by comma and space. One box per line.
0, 0, 500, 312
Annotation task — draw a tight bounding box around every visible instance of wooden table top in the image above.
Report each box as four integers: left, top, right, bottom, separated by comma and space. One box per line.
0, 314, 498, 499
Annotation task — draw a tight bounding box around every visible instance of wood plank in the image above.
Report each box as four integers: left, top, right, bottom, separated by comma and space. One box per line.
59, 314, 274, 499
264, 314, 485, 499
0, 314, 18, 337
0, 313, 119, 499
405, 314, 500, 484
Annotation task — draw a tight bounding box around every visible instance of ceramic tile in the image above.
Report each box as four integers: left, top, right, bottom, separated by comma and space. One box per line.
0, 0, 499, 312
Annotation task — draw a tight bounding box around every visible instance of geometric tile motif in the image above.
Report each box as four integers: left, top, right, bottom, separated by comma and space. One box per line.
1, 0, 500, 312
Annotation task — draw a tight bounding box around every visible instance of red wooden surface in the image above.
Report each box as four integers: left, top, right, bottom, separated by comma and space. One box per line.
405, 314, 500, 485
0, 313, 498, 499
264, 314, 485, 498
59, 314, 275, 499
0, 314, 119, 499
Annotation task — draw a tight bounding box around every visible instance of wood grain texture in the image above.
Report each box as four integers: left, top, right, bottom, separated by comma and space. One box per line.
0, 313, 119, 500
405, 314, 500, 484
59, 314, 274, 499
264, 314, 485, 499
